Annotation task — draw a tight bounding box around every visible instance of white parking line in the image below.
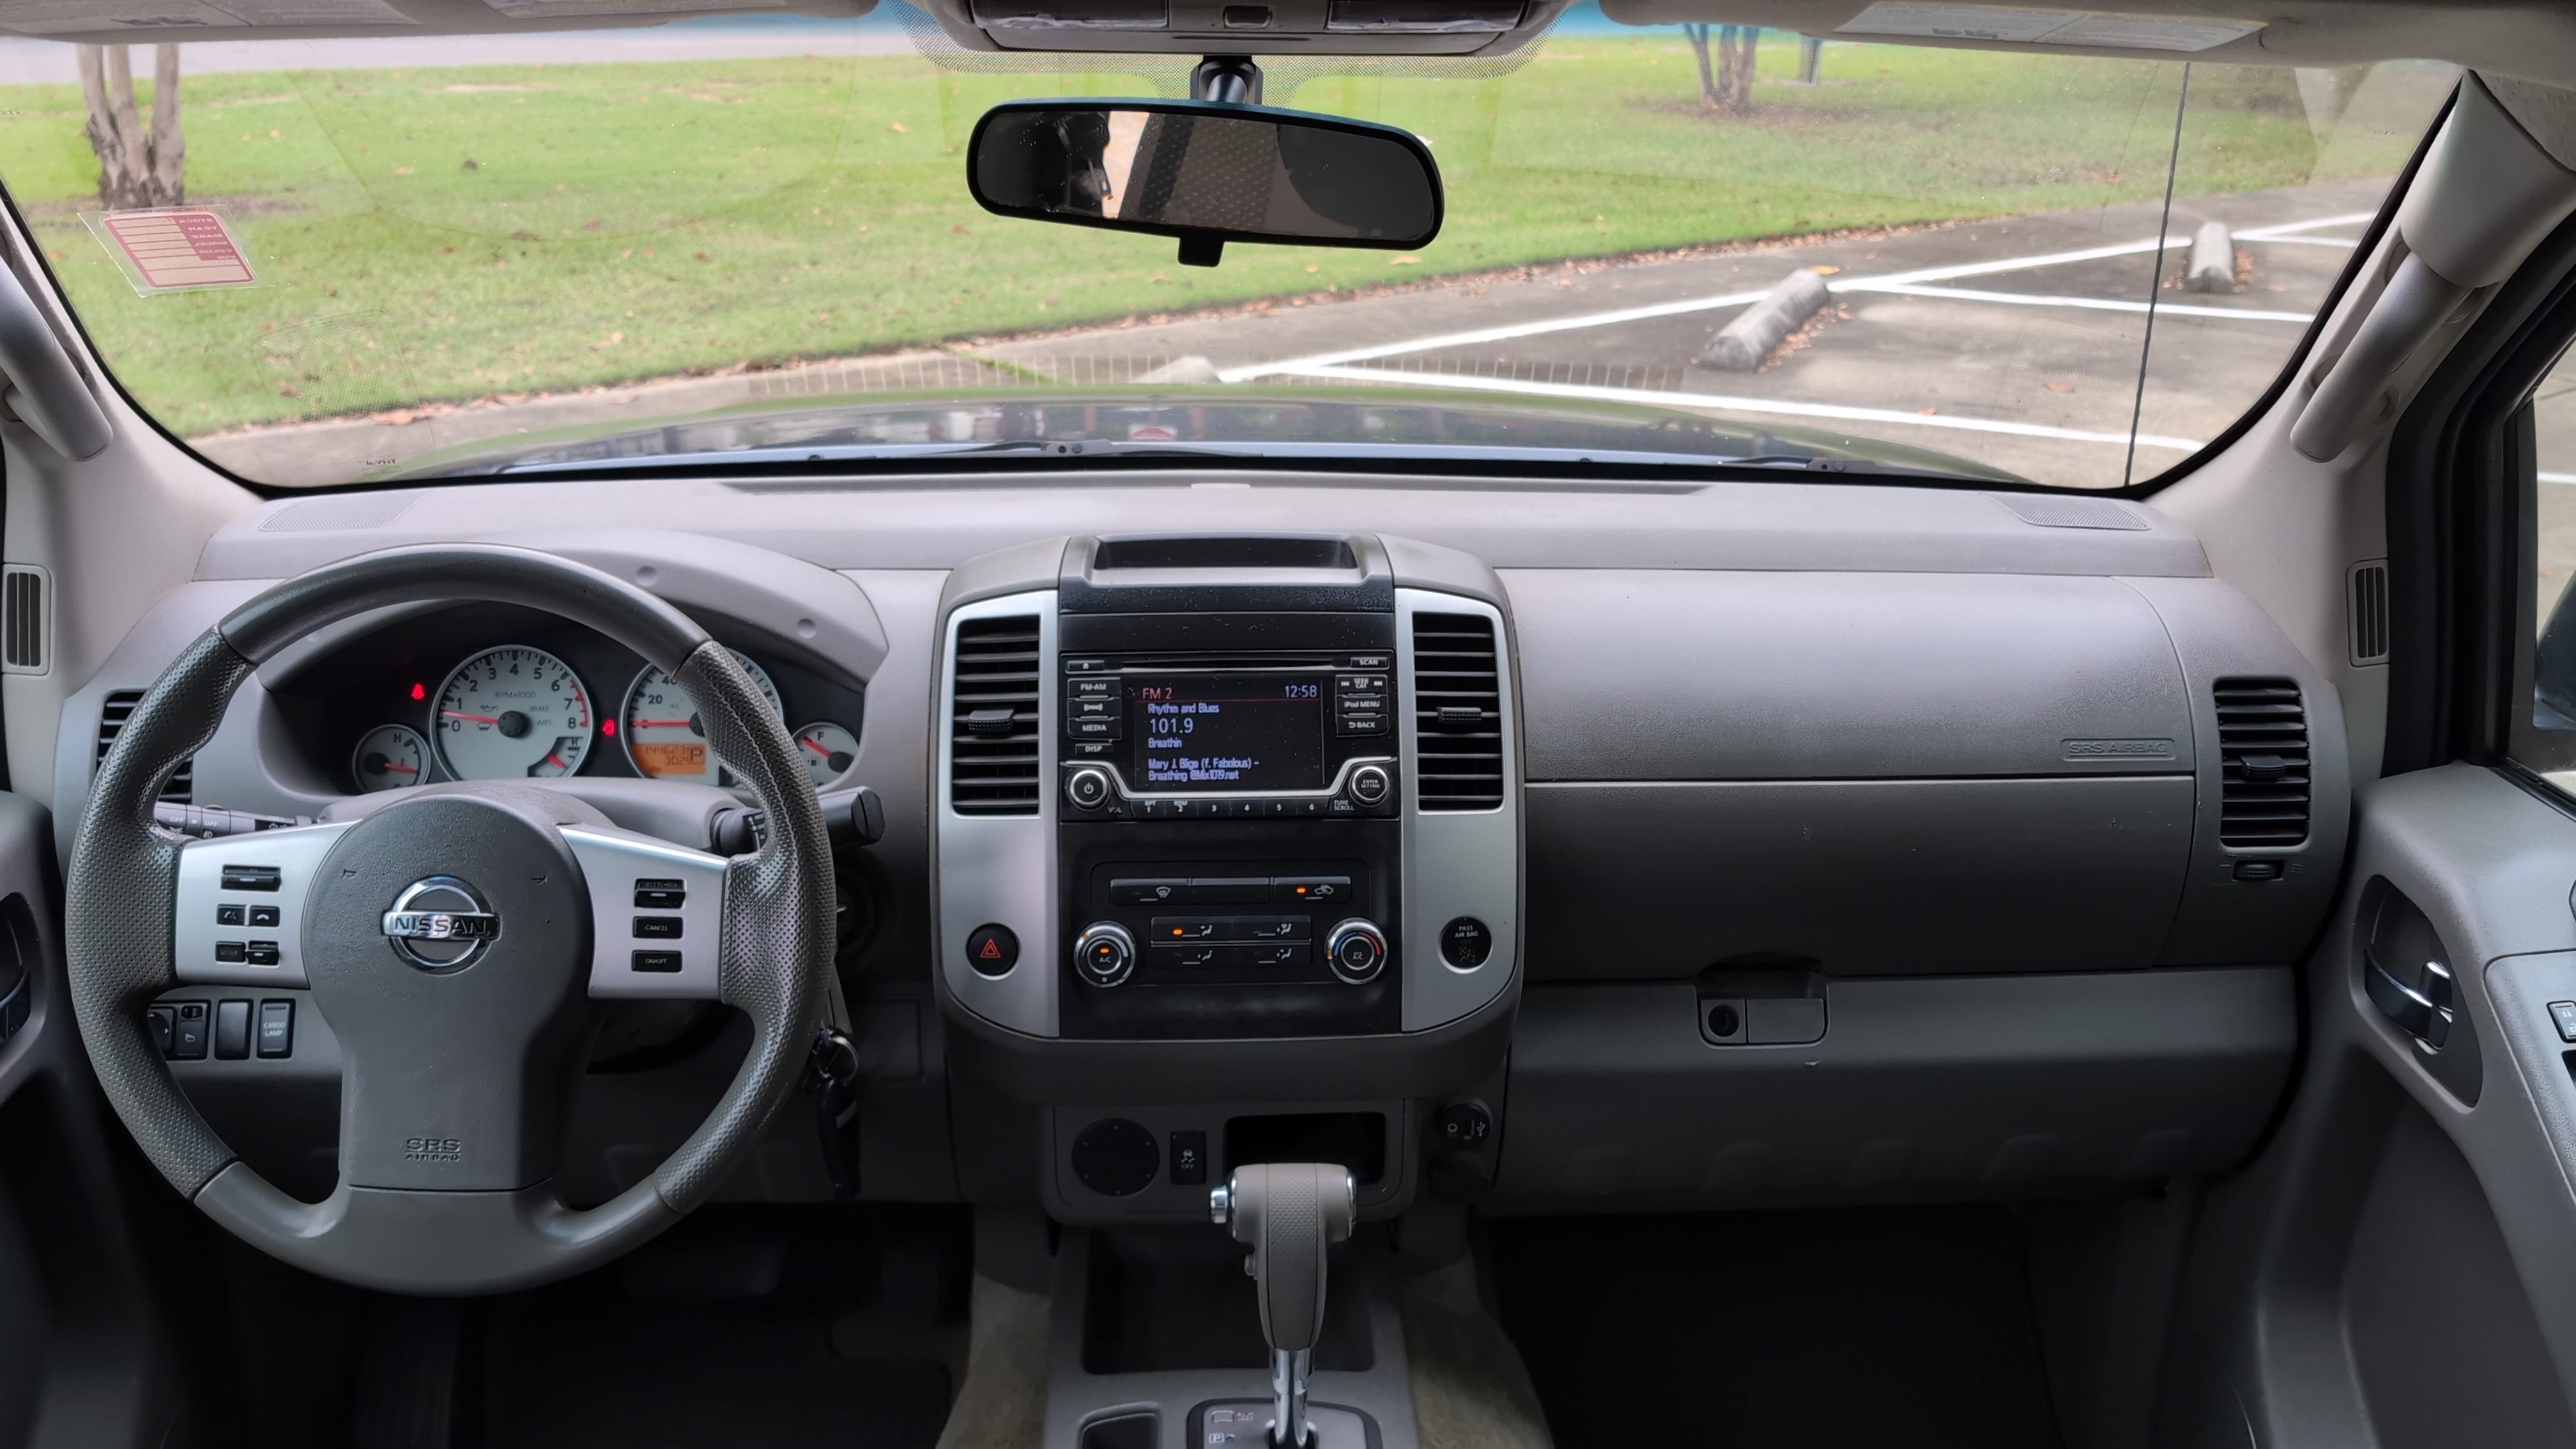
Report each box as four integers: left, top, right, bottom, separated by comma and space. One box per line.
1276, 363, 2210, 454
1844, 280, 2313, 322
2248, 235, 2361, 249
1222, 210, 2378, 384
2542, 471, 2576, 484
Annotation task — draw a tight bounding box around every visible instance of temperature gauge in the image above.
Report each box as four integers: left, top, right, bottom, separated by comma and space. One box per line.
351, 723, 429, 793
792, 722, 859, 789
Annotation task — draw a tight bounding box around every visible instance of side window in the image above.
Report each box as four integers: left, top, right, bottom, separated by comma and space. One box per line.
2521, 349, 2576, 783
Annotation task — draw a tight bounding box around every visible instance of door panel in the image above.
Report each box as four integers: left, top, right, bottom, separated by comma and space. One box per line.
2282, 763, 2576, 1441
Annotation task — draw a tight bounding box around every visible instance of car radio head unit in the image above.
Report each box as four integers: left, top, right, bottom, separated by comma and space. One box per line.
1062, 649, 1397, 818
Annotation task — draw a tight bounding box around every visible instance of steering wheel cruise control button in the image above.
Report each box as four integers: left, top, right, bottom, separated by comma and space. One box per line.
965, 923, 1021, 977
1325, 919, 1388, 984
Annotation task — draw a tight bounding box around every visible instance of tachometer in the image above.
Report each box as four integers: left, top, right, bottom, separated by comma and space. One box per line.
620, 650, 784, 784
351, 723, 429, 792
433, 646, 594, 779
792, 721, 859, 789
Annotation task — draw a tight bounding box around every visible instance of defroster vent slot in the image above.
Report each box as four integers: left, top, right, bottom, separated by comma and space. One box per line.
96, 689, 193, 806
1412, 612, 1503, 811
951, 616, 1041, 815
2215, 677, 2307, 847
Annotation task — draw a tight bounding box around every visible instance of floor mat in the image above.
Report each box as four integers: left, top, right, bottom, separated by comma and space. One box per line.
1486, 1207, 2064, 1449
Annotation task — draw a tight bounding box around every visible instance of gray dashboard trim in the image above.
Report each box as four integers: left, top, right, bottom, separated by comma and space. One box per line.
1508, 569, 2198, 783
195, 479, 2215, 581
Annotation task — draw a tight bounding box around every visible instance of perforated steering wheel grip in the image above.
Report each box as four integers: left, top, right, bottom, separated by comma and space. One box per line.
63, 544, 835, 1294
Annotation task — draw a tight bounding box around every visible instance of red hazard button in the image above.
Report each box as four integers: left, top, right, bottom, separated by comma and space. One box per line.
965, 923, 1020, 977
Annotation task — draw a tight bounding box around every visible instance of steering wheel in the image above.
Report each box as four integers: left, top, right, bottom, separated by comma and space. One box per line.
61, 544, 835, 1294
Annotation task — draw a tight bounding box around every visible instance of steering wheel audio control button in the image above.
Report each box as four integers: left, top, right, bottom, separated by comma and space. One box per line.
966, 923, 1020, 977
1348, 763, 1392, 807
1066, 765, 1113, 810
1326, 918, 1388, 983
1075, 922, 1137, 986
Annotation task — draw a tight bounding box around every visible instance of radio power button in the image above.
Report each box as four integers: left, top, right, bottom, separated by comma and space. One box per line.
1065, 766, 1112, 810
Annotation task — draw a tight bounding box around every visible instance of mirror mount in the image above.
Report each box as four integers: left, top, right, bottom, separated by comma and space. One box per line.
1190, 55, 1264, 105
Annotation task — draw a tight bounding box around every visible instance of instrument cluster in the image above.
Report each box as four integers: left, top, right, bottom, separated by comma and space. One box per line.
275, 602, 865, 797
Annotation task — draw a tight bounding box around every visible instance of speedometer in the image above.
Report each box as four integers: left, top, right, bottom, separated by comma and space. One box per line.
620, 650, 785, 784
433, 646, 594, 780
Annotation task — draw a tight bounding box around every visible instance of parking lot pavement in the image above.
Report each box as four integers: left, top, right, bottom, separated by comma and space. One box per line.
977, 178, 2390, 488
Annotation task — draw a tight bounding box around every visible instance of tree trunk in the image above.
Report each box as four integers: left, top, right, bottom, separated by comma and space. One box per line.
75, 43, 183, 209
1722, 27, 1759, 112
1683, 24, 1719, 109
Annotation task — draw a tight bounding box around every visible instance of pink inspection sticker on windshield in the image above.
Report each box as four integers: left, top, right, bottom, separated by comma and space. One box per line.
91, 208, 257, 293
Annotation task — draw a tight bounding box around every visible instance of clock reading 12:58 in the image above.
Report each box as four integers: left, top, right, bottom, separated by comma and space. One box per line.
432, 646, 594, 779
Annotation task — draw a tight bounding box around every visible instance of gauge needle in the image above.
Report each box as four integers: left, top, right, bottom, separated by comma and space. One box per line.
442, 710, 500, 723
381, 762, 418, 774
632, 719, 693, 728
545, 753, 567, 770
800, 737, 834, 756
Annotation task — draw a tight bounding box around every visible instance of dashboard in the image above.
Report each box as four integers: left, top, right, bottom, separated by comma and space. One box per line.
58, 485, 2347, 1228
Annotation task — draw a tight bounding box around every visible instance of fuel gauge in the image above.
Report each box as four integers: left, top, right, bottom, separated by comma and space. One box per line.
351, 723, 429, 793
792, 722, 858, 789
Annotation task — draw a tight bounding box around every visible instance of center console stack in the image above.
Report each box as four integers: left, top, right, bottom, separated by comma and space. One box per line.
933, 533, 1522, 1211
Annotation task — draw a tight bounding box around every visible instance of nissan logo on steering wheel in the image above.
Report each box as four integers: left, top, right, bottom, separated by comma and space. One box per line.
380, 875, 501, 972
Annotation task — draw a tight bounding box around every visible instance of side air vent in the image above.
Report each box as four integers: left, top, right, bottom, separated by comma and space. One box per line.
949, 616, 1041, 815
1412, 611, 1503, 811
2348, 559, 2389, 666
96, 689, 193, 806
2215, 677, 2308, 847
1, 565, 45, 674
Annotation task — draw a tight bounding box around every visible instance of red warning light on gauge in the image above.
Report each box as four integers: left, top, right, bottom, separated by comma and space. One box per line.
410, 682, 426, 700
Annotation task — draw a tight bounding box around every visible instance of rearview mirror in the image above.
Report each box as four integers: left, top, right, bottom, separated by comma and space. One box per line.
968, 100, 1443, 268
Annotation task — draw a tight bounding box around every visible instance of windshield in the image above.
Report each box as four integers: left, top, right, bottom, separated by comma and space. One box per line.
0, 7, 2454, 489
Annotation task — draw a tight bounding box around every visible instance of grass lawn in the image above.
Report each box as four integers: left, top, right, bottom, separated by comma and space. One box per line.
0, 34, 2442, 435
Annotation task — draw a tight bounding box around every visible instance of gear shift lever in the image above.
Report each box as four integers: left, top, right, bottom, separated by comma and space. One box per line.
1211, 1163, 1356, 1448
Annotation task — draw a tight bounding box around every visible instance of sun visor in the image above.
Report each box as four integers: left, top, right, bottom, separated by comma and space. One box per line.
0, 0, 875, 45
919, 0, 1570, 56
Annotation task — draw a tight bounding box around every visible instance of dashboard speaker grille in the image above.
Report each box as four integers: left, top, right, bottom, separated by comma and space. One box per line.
2, 566, 45, 674
96, 689, 193, 806
2348, 560, 2389, 666
950, 616, 1041, 815
2214, 677, 2306, 847
1412, 612, 1503, 811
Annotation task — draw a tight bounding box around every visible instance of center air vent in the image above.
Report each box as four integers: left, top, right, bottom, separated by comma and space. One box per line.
2214, 677, 2308, 847
1411, 612, 1503, 811
96, 689, 193, 806
949, 617, 1041, 815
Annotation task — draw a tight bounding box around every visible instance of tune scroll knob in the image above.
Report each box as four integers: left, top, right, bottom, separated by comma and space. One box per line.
1325, 918, 1388, 984
1065, 765, 1113, 811
1075, 922, 1137, 987
1348, 763, 1393, 808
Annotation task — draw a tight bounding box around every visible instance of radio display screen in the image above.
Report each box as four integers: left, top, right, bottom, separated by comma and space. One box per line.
1133, 673, 1326, 791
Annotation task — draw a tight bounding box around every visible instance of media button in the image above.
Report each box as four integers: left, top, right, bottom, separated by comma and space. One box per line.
1068, 717, 1121, 740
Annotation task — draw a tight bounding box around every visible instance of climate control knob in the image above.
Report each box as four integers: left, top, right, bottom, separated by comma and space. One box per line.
1324, 918, 1388, 984
1074, 922, 1137, 986
1348, 763, 1392, 808
1065, 766, 1112, 811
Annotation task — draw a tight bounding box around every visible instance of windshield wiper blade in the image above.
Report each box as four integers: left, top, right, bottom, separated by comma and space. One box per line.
487, 437, 1257, 475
